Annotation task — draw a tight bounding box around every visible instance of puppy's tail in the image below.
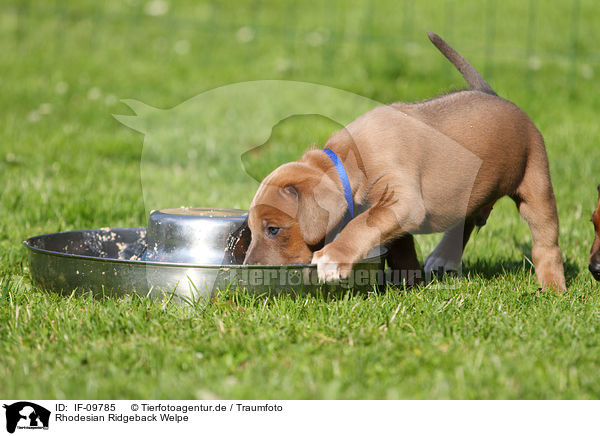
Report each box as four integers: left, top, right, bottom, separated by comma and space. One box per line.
427, 31, 497, 96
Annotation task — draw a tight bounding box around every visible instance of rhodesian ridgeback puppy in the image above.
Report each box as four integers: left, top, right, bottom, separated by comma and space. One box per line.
590, 185, 600, 281
243, 32, 566, 291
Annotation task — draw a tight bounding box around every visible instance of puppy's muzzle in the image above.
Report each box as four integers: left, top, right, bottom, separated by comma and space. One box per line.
589, 263, 600, 281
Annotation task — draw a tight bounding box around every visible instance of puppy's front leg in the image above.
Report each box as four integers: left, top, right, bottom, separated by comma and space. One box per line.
312, 176, 425, 282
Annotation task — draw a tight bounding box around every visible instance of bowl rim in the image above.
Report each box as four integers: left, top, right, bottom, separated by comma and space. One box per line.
149, 207, 248, 219
24, 227, 387, 269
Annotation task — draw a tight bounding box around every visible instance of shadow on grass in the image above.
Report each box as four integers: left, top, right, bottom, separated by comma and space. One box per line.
462, 257, 580, 287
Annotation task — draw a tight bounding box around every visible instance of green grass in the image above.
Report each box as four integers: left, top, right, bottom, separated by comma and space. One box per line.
1, 0, 600, 399
3, 281, 600, 399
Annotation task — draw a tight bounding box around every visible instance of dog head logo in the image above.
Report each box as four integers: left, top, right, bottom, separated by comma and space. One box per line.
3, 402, 50, 433
114, 80, 380, 295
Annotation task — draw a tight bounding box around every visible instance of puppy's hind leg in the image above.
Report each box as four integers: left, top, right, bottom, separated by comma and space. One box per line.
513, 144, 566, 291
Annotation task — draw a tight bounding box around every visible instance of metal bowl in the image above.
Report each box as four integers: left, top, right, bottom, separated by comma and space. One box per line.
24, 209, 387, 302
142, 207, 250, 265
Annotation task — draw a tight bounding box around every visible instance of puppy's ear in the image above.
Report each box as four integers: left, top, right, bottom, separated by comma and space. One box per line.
283, 174, 347, 245
597, 184, 600, 195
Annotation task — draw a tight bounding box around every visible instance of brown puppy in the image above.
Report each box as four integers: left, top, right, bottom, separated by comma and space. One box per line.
244, 32, 566, 291
590, 185, 600, 281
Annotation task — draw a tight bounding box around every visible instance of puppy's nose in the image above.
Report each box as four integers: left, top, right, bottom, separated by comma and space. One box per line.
589, 263, 600, 281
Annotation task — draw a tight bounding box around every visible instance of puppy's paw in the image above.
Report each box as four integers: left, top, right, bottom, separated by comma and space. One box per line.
312, 252, 341, 282
312, 246, 354, 283
424, 253, 461, 276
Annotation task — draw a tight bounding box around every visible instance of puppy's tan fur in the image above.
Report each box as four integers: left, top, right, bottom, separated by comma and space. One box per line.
244, 32, 566, 291
590, 185, 600, 280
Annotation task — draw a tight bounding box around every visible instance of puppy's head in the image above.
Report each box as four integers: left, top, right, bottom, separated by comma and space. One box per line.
243, 160, 347, 265
590, 184, 600, 281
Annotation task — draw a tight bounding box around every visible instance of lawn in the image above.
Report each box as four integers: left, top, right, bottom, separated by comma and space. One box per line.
1, 0, 599, 399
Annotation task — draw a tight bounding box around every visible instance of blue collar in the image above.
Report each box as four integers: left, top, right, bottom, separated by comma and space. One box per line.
323, 148, 354, 218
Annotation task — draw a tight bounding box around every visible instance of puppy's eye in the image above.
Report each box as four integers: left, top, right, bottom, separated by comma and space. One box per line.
266, 226, 281, 237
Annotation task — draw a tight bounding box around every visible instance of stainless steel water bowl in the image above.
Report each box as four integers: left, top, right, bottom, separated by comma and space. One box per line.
142, 207, 250, 265
24, 208, 388, 302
